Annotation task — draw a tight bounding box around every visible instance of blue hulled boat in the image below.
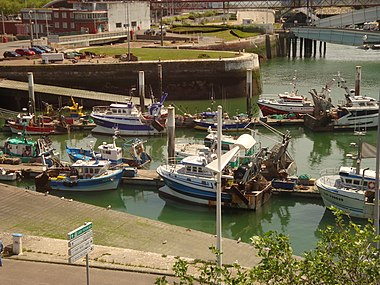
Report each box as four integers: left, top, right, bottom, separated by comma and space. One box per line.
36, 159, 124, 192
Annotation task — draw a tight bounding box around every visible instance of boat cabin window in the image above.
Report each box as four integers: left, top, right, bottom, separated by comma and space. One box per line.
363, 181, 368, 187
197, 167, 203, 173
353, 180, 360, 185
186, 166, 191, 172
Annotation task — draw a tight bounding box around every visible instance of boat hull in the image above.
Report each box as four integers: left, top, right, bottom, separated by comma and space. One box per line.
316, 175, 376, 219
49, 169, 124, 192
193, 119, 249, 132
91, 116, 165, 136
9, 122, 57, 135
257, 101, 314, 116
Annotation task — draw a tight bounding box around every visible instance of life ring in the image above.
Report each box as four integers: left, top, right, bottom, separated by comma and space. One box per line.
368, 181, 375, 189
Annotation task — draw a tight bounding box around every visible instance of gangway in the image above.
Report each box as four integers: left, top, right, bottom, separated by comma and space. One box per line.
315, 6, 380, 28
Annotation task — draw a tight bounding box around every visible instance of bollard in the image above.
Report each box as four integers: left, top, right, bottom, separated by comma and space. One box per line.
12, 233, 23, 255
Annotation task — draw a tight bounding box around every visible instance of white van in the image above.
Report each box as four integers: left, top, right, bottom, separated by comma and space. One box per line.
41, 53, 64, 63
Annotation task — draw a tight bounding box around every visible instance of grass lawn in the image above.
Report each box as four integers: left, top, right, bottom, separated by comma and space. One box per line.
81, 47, 238, 60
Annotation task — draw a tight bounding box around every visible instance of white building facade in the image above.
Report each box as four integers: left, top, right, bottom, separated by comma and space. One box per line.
107, 1, 150, 32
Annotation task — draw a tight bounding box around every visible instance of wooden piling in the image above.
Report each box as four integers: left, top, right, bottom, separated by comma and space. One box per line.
265, 34, 272, 59
313, 40, 317, 57
167, 106, 175, 164
299, 37, 303, 58
139, 71, 145, 113
157, 64, 163, 97
292, 37, 297, 58
323, 42, 326, 57
355, 66, 361, 96
246, 69, 253, 118
27, 72, 36, 114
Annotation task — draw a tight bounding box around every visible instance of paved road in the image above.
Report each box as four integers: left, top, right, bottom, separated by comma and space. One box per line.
0, 259, 175, 285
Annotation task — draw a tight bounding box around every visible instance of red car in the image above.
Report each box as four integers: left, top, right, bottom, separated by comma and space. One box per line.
15, 48, 36, 56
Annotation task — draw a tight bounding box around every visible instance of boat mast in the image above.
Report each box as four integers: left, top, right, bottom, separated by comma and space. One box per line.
375, 99, 380, 248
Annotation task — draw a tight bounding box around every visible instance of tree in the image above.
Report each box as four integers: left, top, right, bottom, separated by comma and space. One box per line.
155, 208, 380, 285
0, 0, 51, 16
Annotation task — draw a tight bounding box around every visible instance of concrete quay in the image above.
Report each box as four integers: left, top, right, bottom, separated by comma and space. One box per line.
0, 183, 262, 277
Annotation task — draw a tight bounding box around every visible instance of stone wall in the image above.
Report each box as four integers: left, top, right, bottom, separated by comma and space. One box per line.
0, 53, 260, 105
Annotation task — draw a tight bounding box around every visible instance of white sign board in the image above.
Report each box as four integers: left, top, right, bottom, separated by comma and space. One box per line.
48, 34, 59, 43
68, 222, 93, 264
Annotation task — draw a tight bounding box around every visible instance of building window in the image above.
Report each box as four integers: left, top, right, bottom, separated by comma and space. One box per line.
70, 13, 74, 19
116, 22, 122, 28
71, 23, 75, 29
54, 12, 59, 18
55, 22, 60, 28
62, 12, 67, 19
62, 22, 67, 29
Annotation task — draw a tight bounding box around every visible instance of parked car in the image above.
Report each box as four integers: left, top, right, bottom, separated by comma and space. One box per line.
33, 45, 53, 53
29, 47, 45, 54
15, 48, 35, 56
144, 29, 155, 35
156, 29, 167, 36
3, 51, 21, 58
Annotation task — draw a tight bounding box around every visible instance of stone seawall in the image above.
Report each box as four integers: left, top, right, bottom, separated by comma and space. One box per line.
0, 53, 260, 104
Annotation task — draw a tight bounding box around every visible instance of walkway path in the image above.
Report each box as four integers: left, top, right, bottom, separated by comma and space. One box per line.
0, 183, 262, 277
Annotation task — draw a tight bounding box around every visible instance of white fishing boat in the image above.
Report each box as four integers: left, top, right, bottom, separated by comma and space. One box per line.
315, 134, 379, 219
157, 133, 272, 210
175, 129, 255, 168
90, 94, 167, 136
66, 132, 151, 168
306, 69, 379, 131
257, 73, 314, 116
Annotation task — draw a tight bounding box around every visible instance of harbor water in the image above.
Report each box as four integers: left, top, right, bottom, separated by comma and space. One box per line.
2, 43, 379, 256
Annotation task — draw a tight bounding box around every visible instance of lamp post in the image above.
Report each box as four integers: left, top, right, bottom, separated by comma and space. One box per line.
160, 5, 163, 47
124, 1, 131, 61
1, 10, 6, 35
34, 10, 38, 44
28, 10, 34, 47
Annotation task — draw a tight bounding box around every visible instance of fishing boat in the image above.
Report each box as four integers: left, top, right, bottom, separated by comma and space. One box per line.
1, 131, 55, 164
305, 70, 379, 131
0, 167, 21, 181
157, 133, 272, 210
8, 112, 59, 135
41, 98, 95, 131
90, 93, 168, 136
175, 129, 255, 168
257, 73, 314, 116
315, 133, 378, 219
193, 111, 250, 132
35, 159, 124, 192
66, 134, 151, 168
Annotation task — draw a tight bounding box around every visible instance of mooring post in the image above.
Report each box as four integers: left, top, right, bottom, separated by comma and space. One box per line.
292, 37, 297, 58
158, 64, 163, 97
265, 34, 272, 59
319, 41, 322, 57
246, 69, 253, 118
313, 40, 317, 57
139, 71, 145, 113
355, 66, 361, 96
323, 42, 326, 57
27, 72, 36, 115
167, 106, 175, 164
286, 36, 291, 58
299, 37, 303, 58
